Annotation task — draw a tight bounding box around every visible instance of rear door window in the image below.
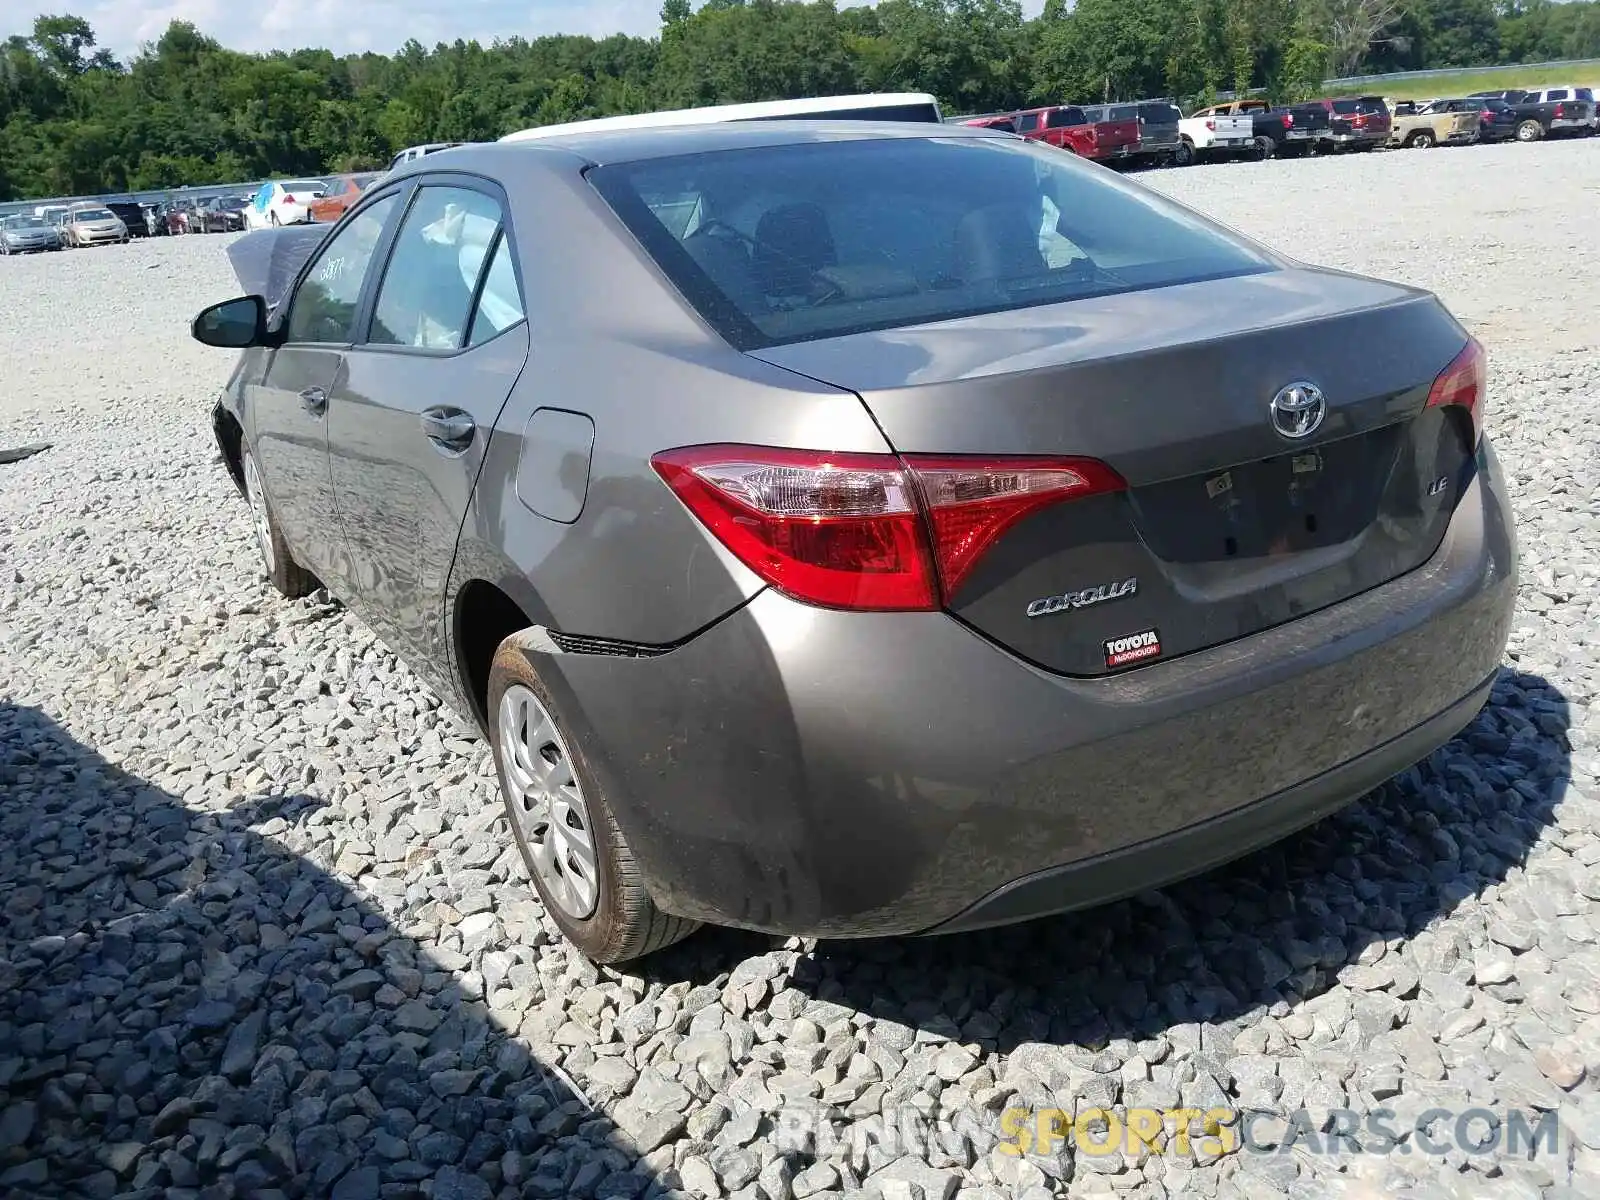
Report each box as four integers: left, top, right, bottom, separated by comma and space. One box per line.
369, 185, 503, 350
1545, 89, 1570, 101
589, 135, 1270, 350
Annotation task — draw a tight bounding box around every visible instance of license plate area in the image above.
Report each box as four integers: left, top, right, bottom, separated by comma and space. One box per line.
1126, 427, 1404, 564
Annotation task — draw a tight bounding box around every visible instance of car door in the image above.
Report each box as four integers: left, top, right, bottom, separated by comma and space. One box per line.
245, 191, 403, 586
327, 178, 529, 683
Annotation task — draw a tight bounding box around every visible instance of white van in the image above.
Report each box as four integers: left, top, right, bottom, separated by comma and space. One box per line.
499, 93, 944, 143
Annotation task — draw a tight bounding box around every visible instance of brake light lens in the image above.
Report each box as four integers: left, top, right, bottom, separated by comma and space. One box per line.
1425, 338, 1487, 444
1554, 103, 1566, 119
1205, 119, 1216, 131
1353, 113, 1368, 127
652, 446, 1125, 611
1283, 112, 1294, 127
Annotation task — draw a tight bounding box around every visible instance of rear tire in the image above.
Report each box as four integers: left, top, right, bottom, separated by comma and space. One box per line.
1172, 138, 1196, 167
488, 634, 700, 964
1516, 119, 1543, 142
241, 447, 315, 599
1254, 135, 1277, 160
1411, 130, 1436, 149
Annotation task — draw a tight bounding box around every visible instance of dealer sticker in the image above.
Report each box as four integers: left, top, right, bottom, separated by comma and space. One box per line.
1105, 628, 1162, 668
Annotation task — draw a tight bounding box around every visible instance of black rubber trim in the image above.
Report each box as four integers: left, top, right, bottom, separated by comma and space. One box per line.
923, 673, 1496, 936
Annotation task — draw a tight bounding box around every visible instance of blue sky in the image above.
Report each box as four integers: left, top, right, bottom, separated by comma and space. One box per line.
83, 0, 1048, 60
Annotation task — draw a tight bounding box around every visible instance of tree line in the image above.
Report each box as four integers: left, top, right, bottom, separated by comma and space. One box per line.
3, 0, 1598, 200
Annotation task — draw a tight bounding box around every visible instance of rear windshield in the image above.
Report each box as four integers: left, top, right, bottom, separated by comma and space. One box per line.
1045, 108, 1084, 128
590, 136, 1270, 350
1139, 103, 1181, 123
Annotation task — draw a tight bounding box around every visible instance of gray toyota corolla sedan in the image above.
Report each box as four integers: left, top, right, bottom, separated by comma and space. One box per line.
192, 122, 1516, 963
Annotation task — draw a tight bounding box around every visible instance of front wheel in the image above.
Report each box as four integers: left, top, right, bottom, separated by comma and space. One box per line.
488, 636, 699, 964
241, 447, 315, 598
1516, 119, 1543, 142
1172, 138, 1196, 167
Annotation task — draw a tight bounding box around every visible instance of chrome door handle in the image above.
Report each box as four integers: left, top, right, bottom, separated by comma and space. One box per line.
298, 386, 327, 415
420, 407, 475, 452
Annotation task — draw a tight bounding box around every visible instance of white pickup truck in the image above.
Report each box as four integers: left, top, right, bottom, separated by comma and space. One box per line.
1177, 105, 1257, 162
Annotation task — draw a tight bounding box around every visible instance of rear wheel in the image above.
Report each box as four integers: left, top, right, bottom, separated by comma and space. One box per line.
1172, 138, 1196, 167
1516, 119, 1543, 142
488, 635, 699, 963
1254, 135, 1277, 160
1409, 130, 1436, 149
241, 447, 315, 598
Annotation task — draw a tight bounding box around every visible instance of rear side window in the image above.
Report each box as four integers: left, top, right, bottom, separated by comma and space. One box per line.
590, 136, 1270, 350
468, 237, 526, 346
1545, 89, 1569, 101
1577, 88, 1594, 101
370, 186, 503, 350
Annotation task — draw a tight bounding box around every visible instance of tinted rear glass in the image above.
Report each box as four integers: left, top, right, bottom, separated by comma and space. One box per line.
1330, 100, 1360, 114
590, 136, 1270, 350
1045, 108, 1083, 128
1578, 88, 1594, 101
1139, 104, 1180, 123
1105, 105, 1137, 121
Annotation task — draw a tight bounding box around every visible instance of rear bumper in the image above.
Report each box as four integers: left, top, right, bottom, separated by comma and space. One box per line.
543, 439, 1517, 938
1321, 132, 1387, 147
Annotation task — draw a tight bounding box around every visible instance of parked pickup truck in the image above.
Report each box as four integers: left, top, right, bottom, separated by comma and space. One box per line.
1076, 104, 1144, 162
1304, 96, 1392, 151
1388, 102, 1479, 148
1468, 89, 1597, 141
1177, 105, 1257, 162
1011, 105, 1140, 162
1519, 86, 1599, 131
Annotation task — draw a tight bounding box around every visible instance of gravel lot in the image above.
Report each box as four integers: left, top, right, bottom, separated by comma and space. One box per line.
2, 139, 1599, 1200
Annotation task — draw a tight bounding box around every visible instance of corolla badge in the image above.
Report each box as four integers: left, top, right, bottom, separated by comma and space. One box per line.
1270, 381, 1326, 440
1026, 577, 1138, 618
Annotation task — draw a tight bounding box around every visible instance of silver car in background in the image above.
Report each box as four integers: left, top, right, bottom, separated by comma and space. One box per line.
0, 214, 62, 254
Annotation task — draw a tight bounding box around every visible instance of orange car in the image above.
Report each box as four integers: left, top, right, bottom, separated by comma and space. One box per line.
307, 173, 381, 223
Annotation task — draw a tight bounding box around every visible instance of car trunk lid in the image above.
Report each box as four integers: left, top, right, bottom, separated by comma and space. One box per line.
749, 268, 1478, 676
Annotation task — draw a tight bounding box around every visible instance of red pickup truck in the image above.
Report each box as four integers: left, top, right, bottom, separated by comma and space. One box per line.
987, 105, 1141, 162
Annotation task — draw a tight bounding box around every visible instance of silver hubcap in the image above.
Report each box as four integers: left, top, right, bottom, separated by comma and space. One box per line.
498, 684, 599, 919
242, 453, 275, 574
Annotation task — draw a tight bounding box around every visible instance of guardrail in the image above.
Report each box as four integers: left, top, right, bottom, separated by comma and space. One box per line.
1322, 58, 1600, 88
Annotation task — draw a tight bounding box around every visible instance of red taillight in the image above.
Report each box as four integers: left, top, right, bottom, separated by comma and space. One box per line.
1283, 112, 1294, 128
1481, 110, 1493, 122
1353, 113, 1368, 127
651, 446, 1125, 611
1554, 103, 1566, 119
1425, 338, 1487, 444
1205, 119, 1216, 131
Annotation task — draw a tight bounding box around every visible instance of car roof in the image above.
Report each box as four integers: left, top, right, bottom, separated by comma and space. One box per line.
391, 120, 1008, 174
